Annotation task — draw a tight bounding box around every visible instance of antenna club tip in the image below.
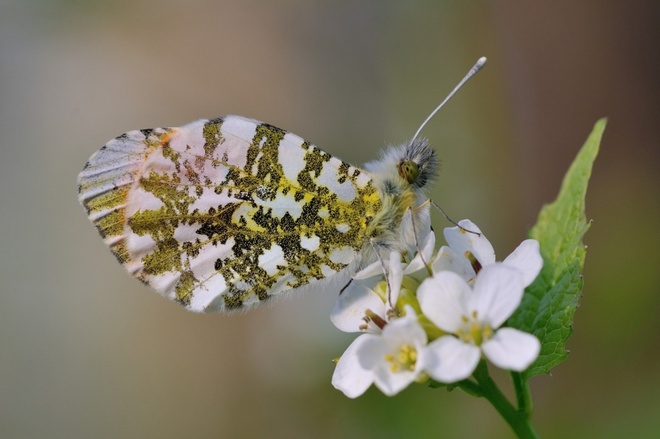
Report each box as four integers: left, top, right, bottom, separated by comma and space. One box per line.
477, 56, 487, 66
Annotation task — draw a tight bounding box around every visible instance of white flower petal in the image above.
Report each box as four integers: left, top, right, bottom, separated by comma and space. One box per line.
400, 203, 432, 257
388, 251, 403, 307
425, 336, 481, 383
431, 245, 476, 282
404, 231, 436, 275
331, 283, 385, 333
503, 239, 543, 287
482, 328, 540, 371
417, 271, 471, 332
444, 219, 496, 266
470, 264, 525, 328
415, 203, 432, 238
372, 365, 417, 396
356, 334, 387, 370
332, 335, 375, 398
353, 260, 384, 280
381, 310, 427, 345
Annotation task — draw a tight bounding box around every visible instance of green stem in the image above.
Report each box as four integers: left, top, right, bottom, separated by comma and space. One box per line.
472, 361, 539, 439
455, 379, 483, 398
512, 371, 533, 416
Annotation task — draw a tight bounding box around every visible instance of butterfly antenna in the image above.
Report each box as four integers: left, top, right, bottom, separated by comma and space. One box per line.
411, 56, 487, 143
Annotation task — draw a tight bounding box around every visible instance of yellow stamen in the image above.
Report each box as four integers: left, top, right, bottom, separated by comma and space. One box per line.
457, 313, 494, 347
384, 343, 418, 373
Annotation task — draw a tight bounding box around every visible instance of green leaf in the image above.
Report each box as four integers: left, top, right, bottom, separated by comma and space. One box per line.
508, 119, 606, 379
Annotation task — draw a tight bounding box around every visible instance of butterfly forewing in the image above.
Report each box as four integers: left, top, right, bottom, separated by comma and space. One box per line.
78, 116, 382, 312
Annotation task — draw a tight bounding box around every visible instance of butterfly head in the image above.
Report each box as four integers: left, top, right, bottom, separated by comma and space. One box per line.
398, 138, 438, 189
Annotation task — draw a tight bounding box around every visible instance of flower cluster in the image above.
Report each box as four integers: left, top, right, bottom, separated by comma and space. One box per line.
331, 220, 543, 398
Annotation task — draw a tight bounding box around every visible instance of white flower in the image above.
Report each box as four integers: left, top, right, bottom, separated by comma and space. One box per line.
332, 308, 429, 398
331, 231, 436, 333
417, 264, 540, 383
331, 218, 545, 396
331, 281, 388, 334
433, 219, 543, 287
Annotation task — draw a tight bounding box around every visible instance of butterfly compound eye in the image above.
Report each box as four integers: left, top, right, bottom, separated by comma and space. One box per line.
398, 159, 420, 185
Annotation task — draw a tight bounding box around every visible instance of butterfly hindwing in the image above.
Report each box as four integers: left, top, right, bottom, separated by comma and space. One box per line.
78, 116, 382, 312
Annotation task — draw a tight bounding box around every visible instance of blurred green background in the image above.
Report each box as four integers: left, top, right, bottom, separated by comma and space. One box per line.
1, 1, 658, 438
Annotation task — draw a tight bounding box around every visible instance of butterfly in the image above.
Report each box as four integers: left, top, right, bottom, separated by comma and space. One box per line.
77, 57, 486, 313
